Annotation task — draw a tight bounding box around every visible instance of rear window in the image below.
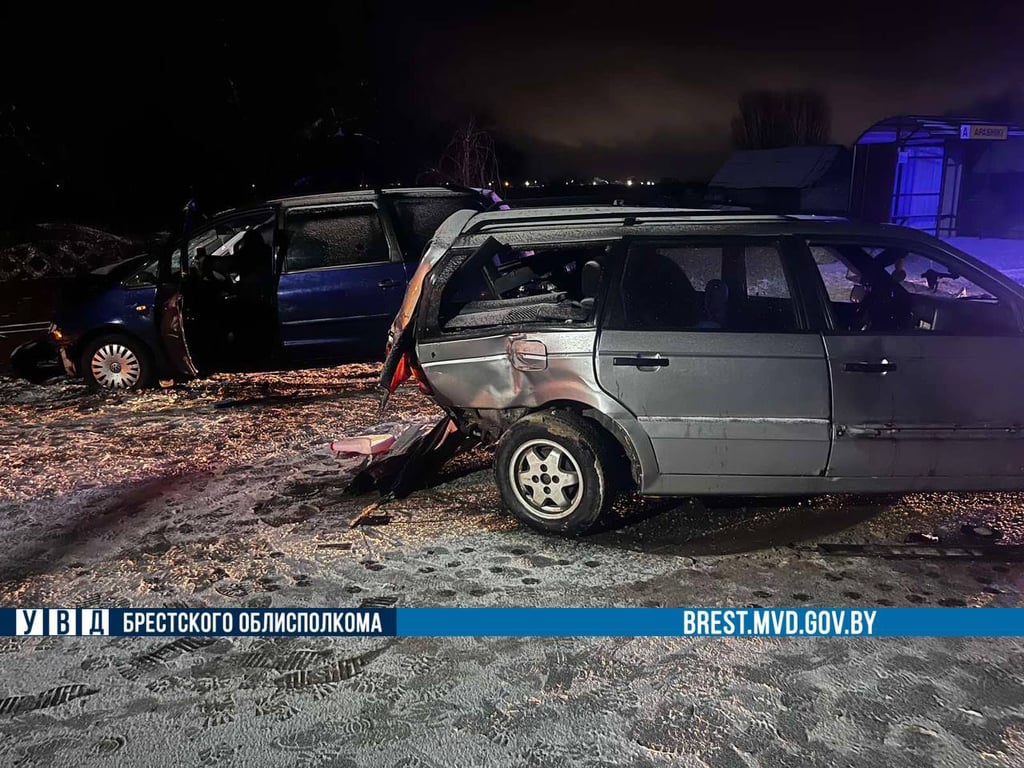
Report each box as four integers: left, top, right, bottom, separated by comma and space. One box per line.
436, 240, 607, 332
389, 196, 487, 261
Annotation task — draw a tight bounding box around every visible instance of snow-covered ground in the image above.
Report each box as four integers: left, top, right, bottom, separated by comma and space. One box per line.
0, 366, 1022, 767
944, 236, 1024, 284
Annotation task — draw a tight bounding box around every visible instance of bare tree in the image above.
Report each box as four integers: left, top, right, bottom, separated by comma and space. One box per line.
431, 118, 502, 188
731, 90, 831, 150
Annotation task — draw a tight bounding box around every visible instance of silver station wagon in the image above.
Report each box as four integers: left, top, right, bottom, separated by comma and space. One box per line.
381, 207, 1024, 534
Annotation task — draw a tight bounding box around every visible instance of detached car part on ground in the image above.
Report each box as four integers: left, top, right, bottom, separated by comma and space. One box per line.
382, 206, 1024, 535
48, 187, 501, 389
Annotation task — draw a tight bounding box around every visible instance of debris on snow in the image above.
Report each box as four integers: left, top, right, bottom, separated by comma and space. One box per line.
330, 433, 396, 456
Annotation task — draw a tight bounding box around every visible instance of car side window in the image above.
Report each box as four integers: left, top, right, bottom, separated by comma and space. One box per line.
436, 242, 608, 332
809, 242, 1020, 336
614, 241, 798, 332
284, 205, 389, 272
190, 211, 275, 264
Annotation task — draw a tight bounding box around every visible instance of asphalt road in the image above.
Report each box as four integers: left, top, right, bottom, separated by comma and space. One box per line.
0, 366, 1022, 767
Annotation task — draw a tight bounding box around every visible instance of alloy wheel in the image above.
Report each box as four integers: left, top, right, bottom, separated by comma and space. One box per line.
508, 438, 583, 520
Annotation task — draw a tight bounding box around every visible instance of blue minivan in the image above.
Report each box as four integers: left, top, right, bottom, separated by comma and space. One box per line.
50, 187, 497, 388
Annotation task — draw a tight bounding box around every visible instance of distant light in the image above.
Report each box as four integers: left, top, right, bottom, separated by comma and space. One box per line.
626, 179, 633, 186
503, 180, 510, 187
524, 180, 530, 187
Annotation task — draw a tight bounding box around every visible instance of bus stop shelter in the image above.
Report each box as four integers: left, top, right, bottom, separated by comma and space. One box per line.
850, 116, 1024, 239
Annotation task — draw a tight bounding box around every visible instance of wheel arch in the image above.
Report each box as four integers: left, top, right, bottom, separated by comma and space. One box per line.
454, 396, 656, 491
73, 325, 160, 372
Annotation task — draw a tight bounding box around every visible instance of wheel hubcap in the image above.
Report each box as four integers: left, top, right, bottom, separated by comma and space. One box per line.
91, 344, 141, 389
509, 439, 583, 520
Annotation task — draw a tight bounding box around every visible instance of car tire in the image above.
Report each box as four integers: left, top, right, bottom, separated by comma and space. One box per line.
81, 333, 152, 390
494, 410, 619, 535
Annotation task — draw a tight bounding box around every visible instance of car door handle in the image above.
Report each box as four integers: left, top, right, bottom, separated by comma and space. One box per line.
844, 360, 897, 374
613, 356, 669, 369
378, 279, 402, 288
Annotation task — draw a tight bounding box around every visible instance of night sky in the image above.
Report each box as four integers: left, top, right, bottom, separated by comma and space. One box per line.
2, 1, 1023, 226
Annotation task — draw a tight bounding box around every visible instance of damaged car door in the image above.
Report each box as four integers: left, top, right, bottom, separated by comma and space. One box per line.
806, 238, 1024, 480
596, 238, 832, 484
277, 202, 407, 360
154, 237, 198, 381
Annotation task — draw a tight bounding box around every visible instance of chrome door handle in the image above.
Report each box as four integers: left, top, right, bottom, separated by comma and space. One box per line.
378, 279, 402, 288
844, 360, 897, 374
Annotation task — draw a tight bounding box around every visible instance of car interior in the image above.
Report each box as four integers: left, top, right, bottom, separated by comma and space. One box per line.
185, 220, 278, 369
813, 243, 1020, 335
438, 240, 608, 331
618, 243, 798, 332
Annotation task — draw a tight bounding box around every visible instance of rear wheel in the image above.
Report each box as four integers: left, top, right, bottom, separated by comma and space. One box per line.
494, 410, 620, 535
82, 334, 151, 390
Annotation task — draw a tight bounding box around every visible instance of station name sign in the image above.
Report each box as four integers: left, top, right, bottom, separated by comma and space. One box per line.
960, 124, 1008, 140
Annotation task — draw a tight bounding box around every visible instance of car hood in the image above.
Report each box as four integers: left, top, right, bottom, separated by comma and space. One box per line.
56, 254, 151, 315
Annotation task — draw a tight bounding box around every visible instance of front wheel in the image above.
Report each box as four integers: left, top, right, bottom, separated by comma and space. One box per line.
494, 410, 620, 535
81, 334, 152, 390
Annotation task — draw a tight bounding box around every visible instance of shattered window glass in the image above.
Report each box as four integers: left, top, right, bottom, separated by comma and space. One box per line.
285, 205, 389, 271
616, 242, 796, 332
746, 245, 793, 299
811, 246, 862, 305
390, 197, 484, 261
438, 244, 605, 331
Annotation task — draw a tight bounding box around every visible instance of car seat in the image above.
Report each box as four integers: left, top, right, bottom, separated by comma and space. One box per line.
623, 247, 699, 329
697, 278, 729, 329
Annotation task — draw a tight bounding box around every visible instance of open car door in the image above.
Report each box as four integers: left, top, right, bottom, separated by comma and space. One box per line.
155, 238, 199, 380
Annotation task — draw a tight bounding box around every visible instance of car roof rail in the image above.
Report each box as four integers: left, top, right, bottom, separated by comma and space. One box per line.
464, 207, 845, 235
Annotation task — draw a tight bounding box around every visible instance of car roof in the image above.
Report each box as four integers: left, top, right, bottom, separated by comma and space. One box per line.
269, 186, 484, 210
210, 187, 485, 218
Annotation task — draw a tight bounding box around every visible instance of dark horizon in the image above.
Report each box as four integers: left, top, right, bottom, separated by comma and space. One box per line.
2, 1, 1024, 229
